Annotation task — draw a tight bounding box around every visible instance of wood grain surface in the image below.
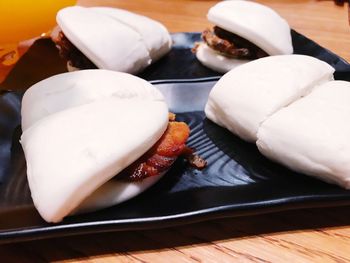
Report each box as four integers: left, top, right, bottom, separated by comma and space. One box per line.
1, 0, 350, 262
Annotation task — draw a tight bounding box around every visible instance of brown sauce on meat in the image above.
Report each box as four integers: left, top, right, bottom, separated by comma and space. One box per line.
201, 26, 268, 59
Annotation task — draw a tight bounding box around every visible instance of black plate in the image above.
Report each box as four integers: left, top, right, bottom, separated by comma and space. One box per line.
0, 32, 350, 244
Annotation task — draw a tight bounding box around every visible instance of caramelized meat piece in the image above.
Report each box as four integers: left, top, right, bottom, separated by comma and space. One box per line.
168, 112, 176, 121
179, 146, 207, 169
120, 121, 191, 181
191, 42, 201, 53
54, 31, 97, 70
186, 152, 207, 169
202, 27, 268, 59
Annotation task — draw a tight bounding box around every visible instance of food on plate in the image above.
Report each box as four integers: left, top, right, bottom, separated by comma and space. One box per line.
205, 54, 350, 189
257, 81, 350, 189
20, 70, 190, 223
53, 6, 171, 74
205, 55, 335, 142
193, 0, 293, 73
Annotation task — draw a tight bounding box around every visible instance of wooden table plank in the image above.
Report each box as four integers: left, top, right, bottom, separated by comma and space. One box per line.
1, 1, 350, 262
1, 207, 350, 262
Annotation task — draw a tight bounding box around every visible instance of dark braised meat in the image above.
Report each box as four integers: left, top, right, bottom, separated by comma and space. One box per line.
202, 26, 268, 59
202, 28, 250, 58
54, 31, 97, 70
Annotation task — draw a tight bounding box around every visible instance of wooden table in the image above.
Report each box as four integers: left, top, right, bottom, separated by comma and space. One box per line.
1, 0, 350, 262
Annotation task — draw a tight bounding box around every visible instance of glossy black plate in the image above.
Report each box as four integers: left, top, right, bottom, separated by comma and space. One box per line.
0, 32, 350, 244
2, 31, 350, 92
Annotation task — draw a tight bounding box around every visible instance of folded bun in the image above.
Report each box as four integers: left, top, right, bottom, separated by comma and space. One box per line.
205, 54, 350, 189
21, 70, 168, 223
195, 1, 293, 73
91, 7, 171, 62
56, 6, 171, 74
208, 1, 292, 56
257, 81, 350, 189
205, 55, 334, 142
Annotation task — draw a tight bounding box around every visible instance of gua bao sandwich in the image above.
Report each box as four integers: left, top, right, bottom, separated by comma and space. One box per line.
20, 70, 192, 223
205, 55, 335, 142
205, 55, 350, 189
53, 6, 172, 74
193, 0, 293, 73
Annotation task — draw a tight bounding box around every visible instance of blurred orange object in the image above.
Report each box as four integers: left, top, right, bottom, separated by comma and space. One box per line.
0, 0, 76, 68
0, 0, 76, 44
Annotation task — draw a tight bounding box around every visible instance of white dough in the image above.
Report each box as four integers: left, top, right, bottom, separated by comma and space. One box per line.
91, 7, 171, 62
76, 172, 163, 214
56, 6, 171, 74
257, 81, 350, 189
195, 43, 250, 73
21, 70, 164, 131
205, 55, 335, 142
21, 70, 169, 223
208, 0, 293, 56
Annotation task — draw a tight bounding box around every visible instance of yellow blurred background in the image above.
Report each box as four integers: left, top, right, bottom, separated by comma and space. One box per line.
0, 0, 76, 66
